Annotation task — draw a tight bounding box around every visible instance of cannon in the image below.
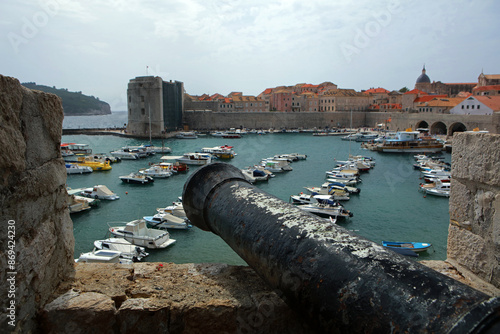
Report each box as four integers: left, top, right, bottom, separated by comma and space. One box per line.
183, 163, 500, 333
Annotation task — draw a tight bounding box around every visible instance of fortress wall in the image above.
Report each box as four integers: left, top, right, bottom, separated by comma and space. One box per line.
0, 75, 75, 332
184, 111, 499, 134
183, 111, 368, 130
448, 132, 500, 288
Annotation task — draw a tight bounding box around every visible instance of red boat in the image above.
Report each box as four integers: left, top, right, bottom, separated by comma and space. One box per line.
173, 163, 189, 172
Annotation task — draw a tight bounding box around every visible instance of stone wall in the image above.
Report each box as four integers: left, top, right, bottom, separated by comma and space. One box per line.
0, 75, 75, 332
448, 132, 500, 288
183, 110, 500, 134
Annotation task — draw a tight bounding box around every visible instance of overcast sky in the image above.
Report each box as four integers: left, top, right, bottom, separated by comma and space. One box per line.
1, 0, 499, 111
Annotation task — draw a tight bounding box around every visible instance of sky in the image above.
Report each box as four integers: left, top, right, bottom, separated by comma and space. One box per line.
1, 0, 499, 111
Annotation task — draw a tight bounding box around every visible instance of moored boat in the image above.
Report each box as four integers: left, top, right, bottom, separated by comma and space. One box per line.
119, 172, 155, 184
382, 241, 432, 253
66, 163, 93, 174
94, 238, 149, 262
75, 249, 132, 264
80, 185, 120, 200
143, 212, 192, 230
108, 219, 176, 249
176, 153, 212, 165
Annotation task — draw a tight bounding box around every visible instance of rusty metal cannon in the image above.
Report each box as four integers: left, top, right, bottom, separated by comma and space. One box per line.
182, 163, 500, 333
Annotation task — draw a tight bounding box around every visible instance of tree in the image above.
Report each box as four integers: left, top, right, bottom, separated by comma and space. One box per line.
399, 87, 409, 93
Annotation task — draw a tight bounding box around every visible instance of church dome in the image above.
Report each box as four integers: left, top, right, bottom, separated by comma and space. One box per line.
416, 65, 430, 84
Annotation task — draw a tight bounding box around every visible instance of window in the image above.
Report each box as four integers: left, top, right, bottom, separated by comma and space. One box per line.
478, 105, 481, 109
461, 105, 464, 109
472, 105, 475, 109
141, 96, 145, 102
141, 108, 145, 115
466, 105, 469, 109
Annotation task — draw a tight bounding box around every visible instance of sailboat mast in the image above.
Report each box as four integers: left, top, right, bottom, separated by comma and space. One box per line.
148, 104, 152, 144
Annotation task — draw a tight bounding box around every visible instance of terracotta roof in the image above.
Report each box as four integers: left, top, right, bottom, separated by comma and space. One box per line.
414, 95, 447, 103
224, 98, 231, 103
261, 88, 273, 95
379, 103, 402, 109
322, 89, 366, 97
416, 97, 465, 108
475, 96, 500, 111
404, 89, 427, 95
473, 85, 500, 91
231, 95, 263, 102
457, 92, 473, 98
364, 87, 390, 94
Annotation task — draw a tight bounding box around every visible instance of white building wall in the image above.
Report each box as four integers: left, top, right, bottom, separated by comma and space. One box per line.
450, 97, 493, 115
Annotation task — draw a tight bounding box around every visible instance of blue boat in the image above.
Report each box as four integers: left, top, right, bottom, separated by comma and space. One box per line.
382, 241, 432, 253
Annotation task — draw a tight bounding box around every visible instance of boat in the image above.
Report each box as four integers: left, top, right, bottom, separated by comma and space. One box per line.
75, 157, 112, 171
80, 185, 120, 200
157, 201, 187, 219
94, 238, 149, 262
201, 146, 236, 159
176, 153, 212, 165
297, 202, 353, 219
119, 172, 155, 184
75, 249, 133, 264
172, 162, 189, 172
67, 194, 92, 214
108, 219, 176, 249
61, 143, 92, 155
176, 131, 198, 139
382, 241, 432, 253
325, 182, 361, 194
367, 131, 444, 153
354, 132, 379, 142
261, 158, 293, 172
290, 193, 349, 204
241, 168, 270, 183
110, 148, 140, 160
66, 163, 93, 174
422, 181, 450, 197
143, 213, 192, 230
139, 165, 172, 178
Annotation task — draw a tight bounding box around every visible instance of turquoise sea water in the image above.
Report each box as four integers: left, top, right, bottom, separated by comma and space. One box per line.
63, 131, 451, 265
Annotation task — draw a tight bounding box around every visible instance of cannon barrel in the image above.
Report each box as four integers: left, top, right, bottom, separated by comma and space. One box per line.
183, 163, 500, 333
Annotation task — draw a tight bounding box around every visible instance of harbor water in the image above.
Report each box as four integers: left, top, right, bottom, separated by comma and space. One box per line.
63, 125, 451, 265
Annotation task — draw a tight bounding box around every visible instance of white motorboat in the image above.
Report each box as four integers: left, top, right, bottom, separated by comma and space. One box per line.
157, 202, 187, 219
108, 219, 176, 249
323, 182, 361, 194
75, 249, 133, 264
201, 145, 236, 159
119, 173, 155, 184
66, 163, 93, 174
261, 158, 292, 172
94, 238, 149, 262
423, 181, 450, 197
143, 213, 192, 230
139, 165, 172, 178
297, 202, 353, 219
176, 131, 198, 139
110, 149, 139, 160
290, 193, 349, 205
176, 153, 212, 165
80, 185, 120, 200
67, 194, 92, 214
241, 168, 270, 183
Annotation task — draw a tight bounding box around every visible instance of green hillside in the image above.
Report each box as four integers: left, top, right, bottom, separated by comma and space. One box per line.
21, 82, 111, 115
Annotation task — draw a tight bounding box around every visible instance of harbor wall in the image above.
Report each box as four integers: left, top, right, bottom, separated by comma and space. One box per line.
448, 132, 500, 289
0, 75, 75, 332
183, 110, 500, 134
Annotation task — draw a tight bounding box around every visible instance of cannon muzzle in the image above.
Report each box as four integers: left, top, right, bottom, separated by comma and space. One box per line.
183, 163, 500, 333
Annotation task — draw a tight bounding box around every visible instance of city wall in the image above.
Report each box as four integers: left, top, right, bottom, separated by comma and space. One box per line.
183, 111, 500, 134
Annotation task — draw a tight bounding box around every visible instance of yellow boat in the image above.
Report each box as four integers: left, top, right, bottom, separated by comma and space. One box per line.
76, 157, 112, 171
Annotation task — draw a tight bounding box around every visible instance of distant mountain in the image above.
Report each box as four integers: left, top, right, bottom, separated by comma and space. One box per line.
21, 82, 111, 116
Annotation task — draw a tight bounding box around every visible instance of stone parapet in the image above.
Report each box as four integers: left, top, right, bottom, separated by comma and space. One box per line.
448, 132, 500, 289
41, 263, 314, 334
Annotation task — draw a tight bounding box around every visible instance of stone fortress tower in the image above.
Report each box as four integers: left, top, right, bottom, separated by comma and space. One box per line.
127, 76, 184, 137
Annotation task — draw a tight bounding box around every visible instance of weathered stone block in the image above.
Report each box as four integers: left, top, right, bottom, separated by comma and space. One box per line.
452, 133, 500, 186
449, 179, 472, 222
448, 224, 488, 279
40, 290, 116, 333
